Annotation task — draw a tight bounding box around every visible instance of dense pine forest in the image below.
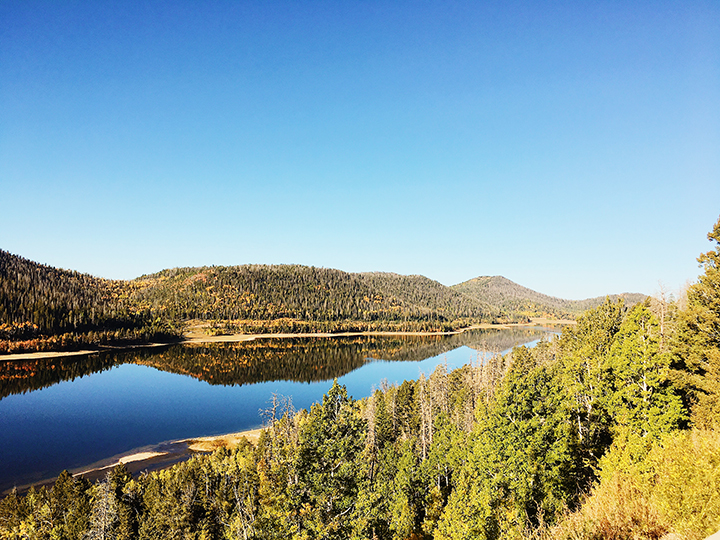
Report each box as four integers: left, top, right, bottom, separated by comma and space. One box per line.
130, 265, 495, 333
1, 217, 718, 539
0, 251, 180, 354
0, 250, 643, 355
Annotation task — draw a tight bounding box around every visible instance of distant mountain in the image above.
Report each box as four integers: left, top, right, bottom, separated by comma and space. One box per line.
452, 275, 647, 319
359, 272, 495, 320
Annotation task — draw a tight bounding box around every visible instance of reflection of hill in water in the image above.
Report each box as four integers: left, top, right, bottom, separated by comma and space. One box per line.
0, 348, 172, 400
0, 328, 553, 397
372, 327, 552, 363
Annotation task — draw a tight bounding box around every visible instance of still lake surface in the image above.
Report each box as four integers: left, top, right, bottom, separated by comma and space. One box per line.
0, 327, 552, 492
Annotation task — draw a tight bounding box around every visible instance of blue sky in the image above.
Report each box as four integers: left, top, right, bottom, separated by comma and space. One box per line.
1, 1, 718, 299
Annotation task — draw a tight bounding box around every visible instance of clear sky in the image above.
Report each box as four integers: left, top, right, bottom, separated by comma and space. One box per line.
1, 1, 718, 300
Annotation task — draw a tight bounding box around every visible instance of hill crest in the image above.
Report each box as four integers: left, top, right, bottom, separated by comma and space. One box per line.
452, 275, 647, 318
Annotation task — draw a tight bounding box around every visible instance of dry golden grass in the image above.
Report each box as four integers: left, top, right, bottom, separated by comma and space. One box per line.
551, 472, 668, 540
548, 430, 720, 540
185, 428, 263, 453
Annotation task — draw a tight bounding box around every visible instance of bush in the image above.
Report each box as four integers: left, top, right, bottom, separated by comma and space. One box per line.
549, 429, 720, 540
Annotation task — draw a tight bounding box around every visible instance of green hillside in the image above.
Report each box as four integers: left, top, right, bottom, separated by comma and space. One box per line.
359, 272, 494, 320
128, 265, 496, 330
453, 275, 647, 319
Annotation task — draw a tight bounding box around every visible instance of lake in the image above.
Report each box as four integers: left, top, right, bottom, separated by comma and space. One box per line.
0, 327, 553, 493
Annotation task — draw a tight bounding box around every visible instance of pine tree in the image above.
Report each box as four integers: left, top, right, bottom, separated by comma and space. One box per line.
608, 304, 686, 452
292, 380, 366, 539
676, 215, 720, 427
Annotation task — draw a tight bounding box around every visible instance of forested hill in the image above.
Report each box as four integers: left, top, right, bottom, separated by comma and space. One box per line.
129, 265, 496, 328
0, 250, 134, 337
360, 272, 493, 320
453, 275, 647, 319
1, 248, 648, 353
0, 250, 175, 352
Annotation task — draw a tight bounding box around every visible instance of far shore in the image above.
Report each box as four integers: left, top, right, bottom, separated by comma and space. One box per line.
0, 319, 573, 362
2, 428, 265, 496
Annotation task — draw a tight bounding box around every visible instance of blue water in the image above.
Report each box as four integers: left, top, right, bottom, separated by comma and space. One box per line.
0, 333, 545, 491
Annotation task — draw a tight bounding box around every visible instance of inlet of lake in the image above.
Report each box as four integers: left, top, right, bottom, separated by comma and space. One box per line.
0, 327, 554, 493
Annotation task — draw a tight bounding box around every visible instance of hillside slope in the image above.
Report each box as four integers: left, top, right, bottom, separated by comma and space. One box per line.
359, 272, 495, 320
452, 275, 647, 318
0, 250, 133, 338
0, 250, 176, 352
129, 265, 496, 329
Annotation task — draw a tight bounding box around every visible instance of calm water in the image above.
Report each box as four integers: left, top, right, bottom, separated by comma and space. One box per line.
0, 328, 551, 492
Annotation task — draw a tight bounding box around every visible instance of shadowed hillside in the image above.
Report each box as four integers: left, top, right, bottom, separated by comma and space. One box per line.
0, 250, 179, 353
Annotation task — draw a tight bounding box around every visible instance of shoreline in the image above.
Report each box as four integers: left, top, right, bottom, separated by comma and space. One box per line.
0, 319, 573, 361
2, 428, 265, 496
0, 320, 571, 494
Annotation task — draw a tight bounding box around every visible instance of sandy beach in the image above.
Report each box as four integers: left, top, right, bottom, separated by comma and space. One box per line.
70, 428, 266, 480
3, 428, 265, 496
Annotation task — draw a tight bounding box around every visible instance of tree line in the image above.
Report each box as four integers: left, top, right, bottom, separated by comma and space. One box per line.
0, 255, 509, 354
1, 249, 644, 355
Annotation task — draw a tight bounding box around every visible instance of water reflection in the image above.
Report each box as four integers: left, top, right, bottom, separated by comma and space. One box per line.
0, 327, 550, 399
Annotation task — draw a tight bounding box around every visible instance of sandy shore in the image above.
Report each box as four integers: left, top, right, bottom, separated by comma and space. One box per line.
69, 428, 265, 478
181, 428, 264, 451
3, 428, 265, 496
0, 342, 171, 362
162, 319, 573, 345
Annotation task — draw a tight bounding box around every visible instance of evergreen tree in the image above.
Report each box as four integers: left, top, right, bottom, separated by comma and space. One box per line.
557, 298, 624, 480
436, 347, 578, 539
292, 380, 366, 539
675, 215, 720, 427
608, 303, 686, 448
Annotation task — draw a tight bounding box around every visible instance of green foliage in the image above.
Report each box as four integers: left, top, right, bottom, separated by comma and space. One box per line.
292, 380, 365, 539
437, 347, 579, 540
557, 298, 625, 482
675, 215, 720, 427
607, 304, 686, 449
